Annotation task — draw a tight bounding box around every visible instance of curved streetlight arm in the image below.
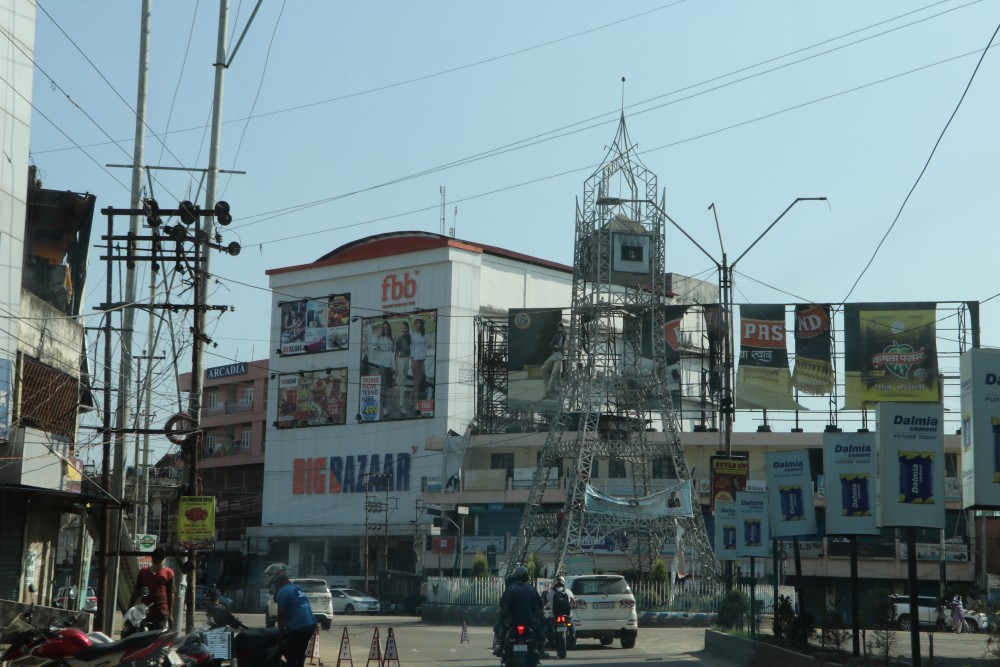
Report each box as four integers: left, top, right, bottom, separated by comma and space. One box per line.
731, 197, 828, 270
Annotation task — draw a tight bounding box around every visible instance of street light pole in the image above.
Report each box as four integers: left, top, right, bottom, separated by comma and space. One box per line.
595, 195, 827, 454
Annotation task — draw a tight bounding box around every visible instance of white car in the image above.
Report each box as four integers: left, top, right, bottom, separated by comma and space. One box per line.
565, 574, 638, 648
330, 588, 379, 615
266, 578, 334, 630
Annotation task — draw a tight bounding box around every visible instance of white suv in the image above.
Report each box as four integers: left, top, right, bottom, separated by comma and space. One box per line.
889, 594, 990, 633
565, 574, 638, 648
266, 578, 334, 630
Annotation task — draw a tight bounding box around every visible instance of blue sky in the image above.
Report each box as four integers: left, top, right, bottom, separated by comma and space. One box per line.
24, 1, 1000, 444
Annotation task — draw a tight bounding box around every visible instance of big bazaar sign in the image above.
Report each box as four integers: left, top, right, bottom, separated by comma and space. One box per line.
292, 453, 411, 495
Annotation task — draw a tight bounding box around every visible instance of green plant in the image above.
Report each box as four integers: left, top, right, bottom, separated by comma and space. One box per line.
526, 552, 542, 581
650, 558, 669, 584
717, 589, 749, 630
788, 610, 815, 649
470, 552, 489, 578
820, 604, 849, 654
773, 594, 794, 639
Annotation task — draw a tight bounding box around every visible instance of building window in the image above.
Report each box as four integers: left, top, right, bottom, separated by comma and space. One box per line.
241, 430, 251, 448
608, 458, 626, 478
205, 435, 218, 454
206, 393, 218, 409
491, 453, 515, 478
243, 386, 254, 405
652, 456, 677, 479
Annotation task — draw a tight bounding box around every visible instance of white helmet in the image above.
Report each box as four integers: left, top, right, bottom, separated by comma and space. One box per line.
263, 562, 289, 589
553, 576, 566, 587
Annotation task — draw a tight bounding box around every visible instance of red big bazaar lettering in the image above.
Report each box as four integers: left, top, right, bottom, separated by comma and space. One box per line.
381, 272, 416, 303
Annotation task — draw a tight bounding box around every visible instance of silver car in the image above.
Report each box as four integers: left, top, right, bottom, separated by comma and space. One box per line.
330, 588, 379, 615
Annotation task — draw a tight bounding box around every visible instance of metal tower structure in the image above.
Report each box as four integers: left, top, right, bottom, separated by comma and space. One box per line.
504, 114, 721, 581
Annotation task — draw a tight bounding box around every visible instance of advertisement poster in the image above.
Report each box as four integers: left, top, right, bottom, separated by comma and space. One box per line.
714, 500, 739, 561
877, 402, 945, 528
584, 480, 694, 518
844, 302, 939, 408
822, 431, 879, 535
960, 348, 1000, 508
735, 491, 770, 558
507, 308, 565, 411
276, 369, 348, 428
178, 496, 216, 551
734, 304, 802, 410
278, 294, 351, 356
359, 310, 436, 421
711, 455, 749, 511
764, 450, 817, 537
793, 304, 834, 395
639, 305, 691, 397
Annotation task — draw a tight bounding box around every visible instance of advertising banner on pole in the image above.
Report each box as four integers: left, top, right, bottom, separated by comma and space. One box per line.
178, 496, 216, 551
793, 304, 833, 395
877, 402, 945, 528
844, 302, 939, 408
507, 308, 565, 412
764, 450, 817, 537
714, 500, 739, 561
711, 455, 749, 512
734, 304, 802, 410
823, 431, 879, 535
735, 491, 770, 558
960, 348, 1000, 508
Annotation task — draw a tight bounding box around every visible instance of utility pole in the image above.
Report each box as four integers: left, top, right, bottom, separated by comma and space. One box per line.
132, 351, 164, 536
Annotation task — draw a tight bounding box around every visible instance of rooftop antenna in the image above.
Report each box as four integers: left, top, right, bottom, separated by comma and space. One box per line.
439, 186, 446, 235
450, 206, 457, 238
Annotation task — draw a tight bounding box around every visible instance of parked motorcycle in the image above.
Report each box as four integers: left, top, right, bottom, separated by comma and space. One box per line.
1, 595, 181, 667
499, 624, 541, 667
200, 605, 281, 667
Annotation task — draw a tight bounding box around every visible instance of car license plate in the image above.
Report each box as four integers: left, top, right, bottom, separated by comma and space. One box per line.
594, 602, 614, 609
557, 626, 567, 633
513, 644, 528, 652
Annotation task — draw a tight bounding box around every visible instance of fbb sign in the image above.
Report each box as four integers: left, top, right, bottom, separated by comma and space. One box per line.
381, 272, 417, 306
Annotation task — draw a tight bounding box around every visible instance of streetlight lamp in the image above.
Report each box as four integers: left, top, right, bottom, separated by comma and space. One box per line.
595, 195, 827, 453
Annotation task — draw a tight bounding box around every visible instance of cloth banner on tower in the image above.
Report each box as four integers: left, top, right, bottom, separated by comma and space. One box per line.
734, 304, 803, 410
843, 302, 939, 409
584, 481, 693, 518
792, 304, 833, 395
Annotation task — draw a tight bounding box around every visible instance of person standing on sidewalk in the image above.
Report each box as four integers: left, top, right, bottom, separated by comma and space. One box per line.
126, 546, 174, 630
264, 563, 317, 667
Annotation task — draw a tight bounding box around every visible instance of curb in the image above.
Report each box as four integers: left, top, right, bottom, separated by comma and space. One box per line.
420, 603, 717, 628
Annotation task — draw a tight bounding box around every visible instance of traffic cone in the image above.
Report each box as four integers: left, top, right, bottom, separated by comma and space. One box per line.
460, 619, 469, 644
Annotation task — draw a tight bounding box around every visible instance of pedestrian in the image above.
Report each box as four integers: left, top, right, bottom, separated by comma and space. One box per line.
264, 562, 317, 667
126, 546, 174, 630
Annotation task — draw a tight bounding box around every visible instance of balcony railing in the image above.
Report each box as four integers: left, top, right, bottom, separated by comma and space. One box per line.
226, 402, 252, 415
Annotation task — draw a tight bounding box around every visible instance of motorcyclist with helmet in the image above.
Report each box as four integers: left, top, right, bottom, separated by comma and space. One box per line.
263, 563, 317, 667
497, 565, 549, 659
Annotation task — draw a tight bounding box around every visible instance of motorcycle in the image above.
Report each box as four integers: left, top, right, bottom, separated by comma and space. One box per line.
120, 600, 214, 667
1, 595, 181, 667
547, 613, 576, 658
200, 605, 281, 667
499, 624, 540, 667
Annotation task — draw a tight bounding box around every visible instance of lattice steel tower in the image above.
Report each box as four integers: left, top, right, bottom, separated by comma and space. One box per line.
504, 114, 721, 581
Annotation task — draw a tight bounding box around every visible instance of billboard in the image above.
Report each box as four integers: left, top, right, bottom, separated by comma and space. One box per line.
584, 480, 694, 519
764, 450, 817, 537
278, 294, 351, 356
507, 308, 565, 411
877, 402, 945, 528
735, 491, 770, 558
734, 304, 802, 410
276, 368, 348, 428
714, 500, 739, 561
844, 302, 939, 408
960, 348, 1000, 508
822, 430, 879, 535
359, 310, 437, 421
711, 455, 749, 511
793, 304, 833, 395
178, 496, 216, 551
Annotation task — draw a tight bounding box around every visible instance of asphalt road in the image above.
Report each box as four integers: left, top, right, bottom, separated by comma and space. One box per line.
186, 612, 997, 667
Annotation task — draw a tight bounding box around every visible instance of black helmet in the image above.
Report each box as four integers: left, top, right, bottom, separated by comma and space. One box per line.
513, 565, 529, 583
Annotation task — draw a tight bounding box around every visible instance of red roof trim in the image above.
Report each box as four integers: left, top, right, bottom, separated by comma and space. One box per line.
266, 232, 573, 276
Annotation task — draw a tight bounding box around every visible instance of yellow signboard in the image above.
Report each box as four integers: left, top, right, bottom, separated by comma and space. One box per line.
178, 496, 216, 551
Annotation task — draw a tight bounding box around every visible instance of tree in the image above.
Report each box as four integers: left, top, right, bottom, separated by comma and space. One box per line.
470, 552, 489, 578
526, 553, 542, 581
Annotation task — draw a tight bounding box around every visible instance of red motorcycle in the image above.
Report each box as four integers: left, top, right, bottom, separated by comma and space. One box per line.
1, 598, 181, 667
